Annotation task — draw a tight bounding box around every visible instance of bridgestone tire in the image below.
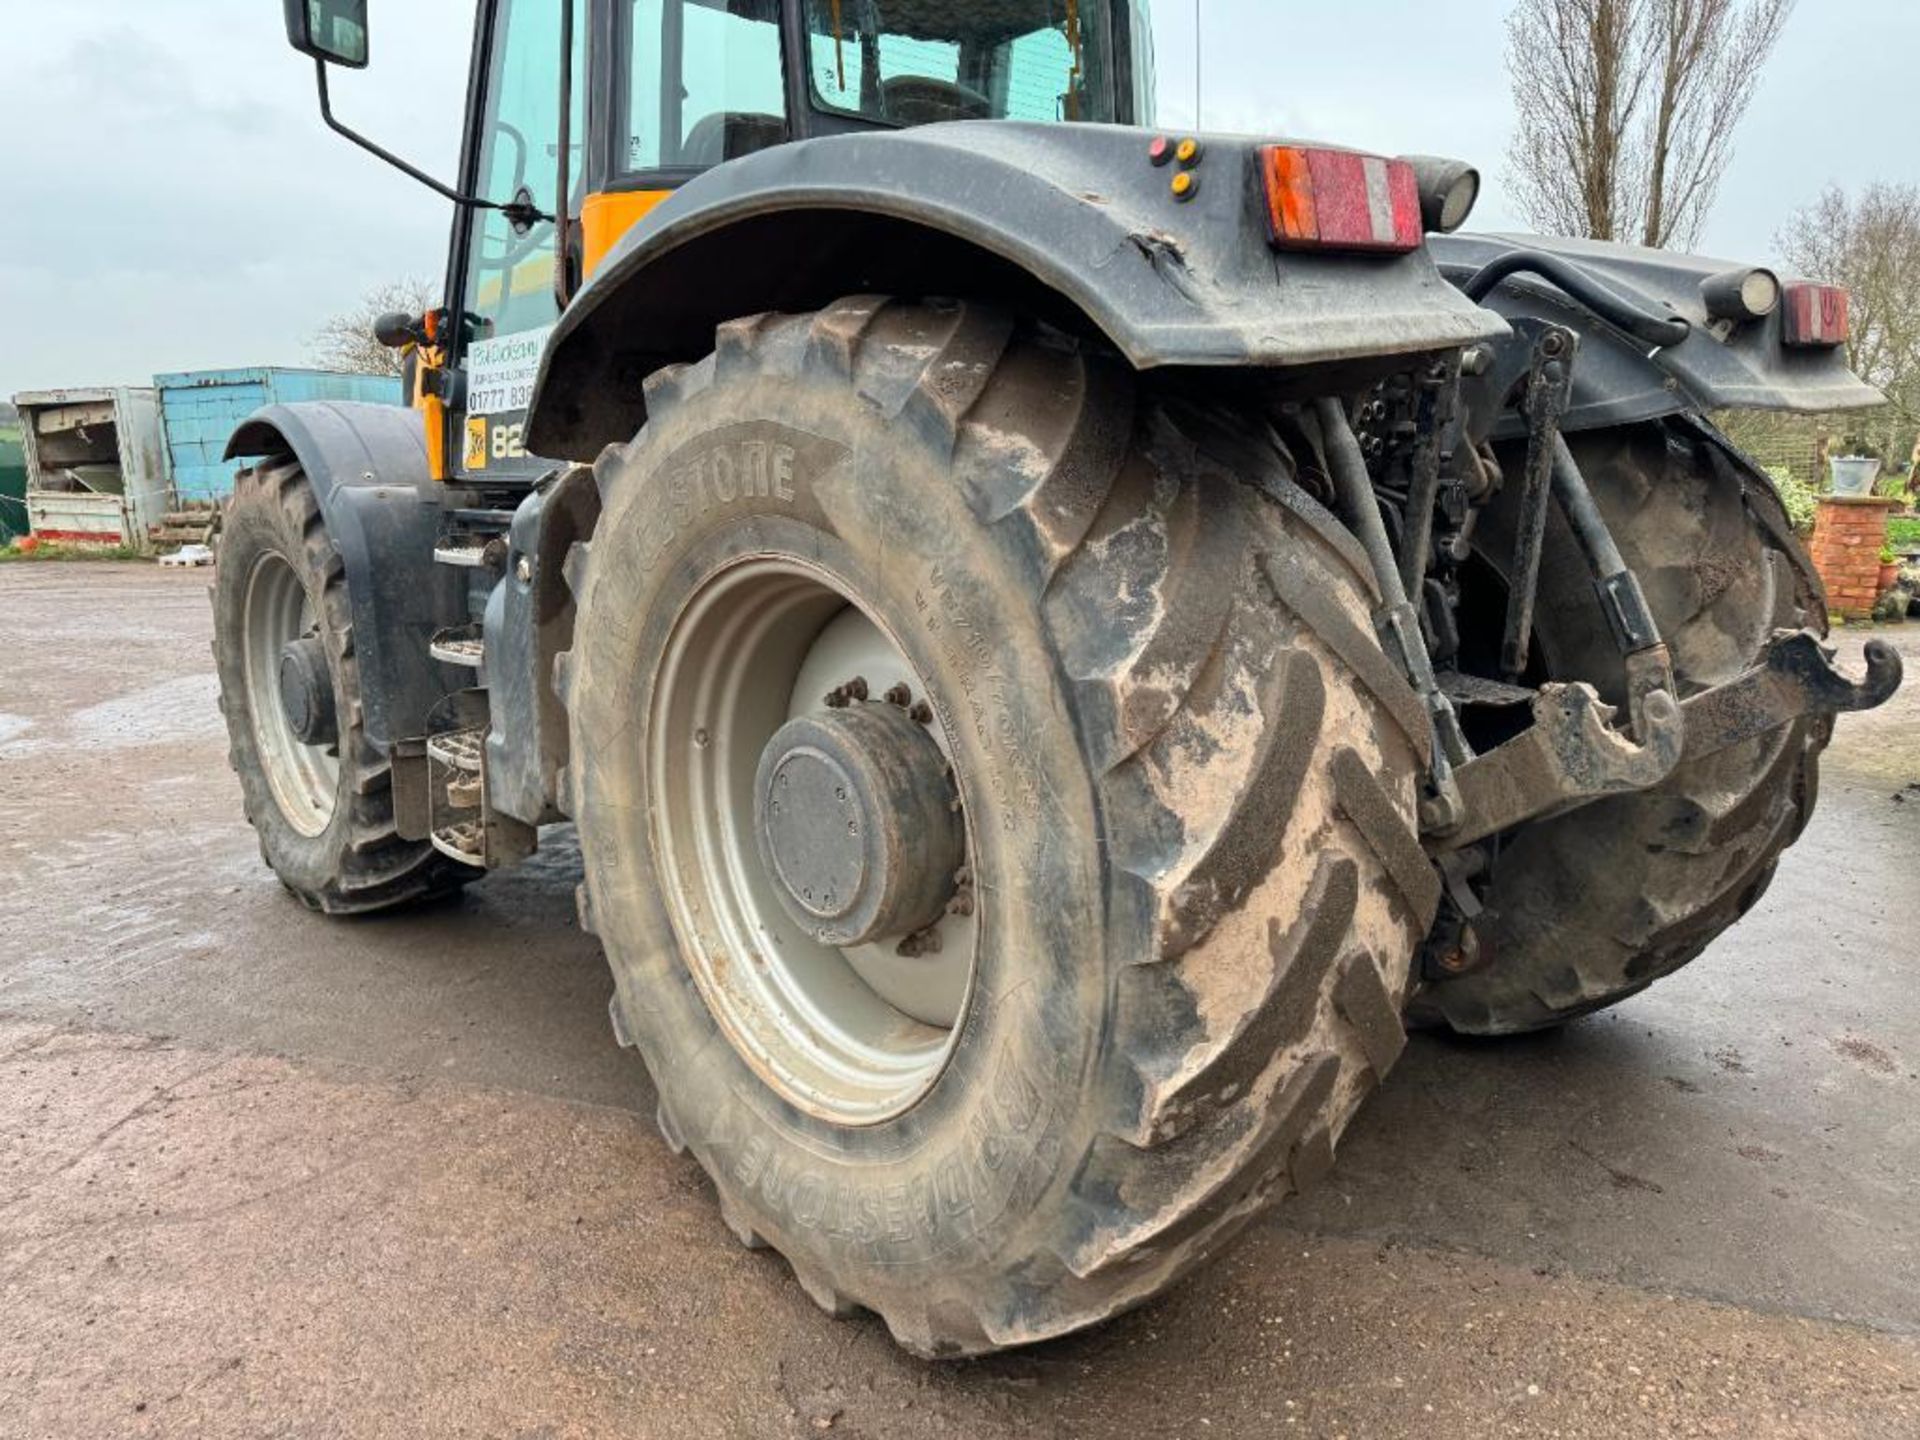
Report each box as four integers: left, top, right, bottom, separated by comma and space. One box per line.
1413, 418, 1824, 1035
560, 298, 1439, 1356
213, 459, 474, 914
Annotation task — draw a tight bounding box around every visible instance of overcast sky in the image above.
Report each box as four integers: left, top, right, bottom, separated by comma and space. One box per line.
1, 0, 1914, 397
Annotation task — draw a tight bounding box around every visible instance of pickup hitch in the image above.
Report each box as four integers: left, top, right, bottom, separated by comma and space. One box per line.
1679, 630, 1903, 765
1433, 632, 1901, 852
1436, 680, 1685, 852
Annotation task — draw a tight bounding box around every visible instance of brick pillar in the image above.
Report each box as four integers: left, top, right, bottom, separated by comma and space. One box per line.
1809, 496, 1899, 620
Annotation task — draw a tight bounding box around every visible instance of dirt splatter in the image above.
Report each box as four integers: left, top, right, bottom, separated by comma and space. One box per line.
1736, 1144, 1782, 1164
1662, 1075, 1702, 1094
1569, 1140, 1664, 1195
1833, 1036, 1899, 1076
1711, 1047, 1750, 1074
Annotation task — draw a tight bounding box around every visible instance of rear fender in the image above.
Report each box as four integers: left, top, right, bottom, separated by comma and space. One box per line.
226, 402, 463, 751
526, 123, 1508, 458
1432, 232, 1883, 434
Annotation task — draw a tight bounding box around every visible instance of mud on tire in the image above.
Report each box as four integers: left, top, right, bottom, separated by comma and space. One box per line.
560, 298, 1438, 1355
1413, 418, 1824, 1035
213, 459, 474, 914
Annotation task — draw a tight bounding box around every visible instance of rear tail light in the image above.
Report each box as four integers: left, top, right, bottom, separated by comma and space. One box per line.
1259, 146, 1423, 254
1782, 283, 1849, 347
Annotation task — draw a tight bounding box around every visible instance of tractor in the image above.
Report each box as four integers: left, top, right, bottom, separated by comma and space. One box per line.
214, 0, 1900, 1354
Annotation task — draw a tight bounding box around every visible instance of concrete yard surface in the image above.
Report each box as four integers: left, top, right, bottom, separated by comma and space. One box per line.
2, 563, 1917, 1439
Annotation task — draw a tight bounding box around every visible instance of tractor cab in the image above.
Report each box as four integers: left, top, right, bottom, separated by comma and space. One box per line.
286, 0, 1155, 485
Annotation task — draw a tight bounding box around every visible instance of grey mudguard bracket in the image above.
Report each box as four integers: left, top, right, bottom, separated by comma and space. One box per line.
526, 123, 1509, 458
1432, 232, 1884, 434
226, 401, 466, 751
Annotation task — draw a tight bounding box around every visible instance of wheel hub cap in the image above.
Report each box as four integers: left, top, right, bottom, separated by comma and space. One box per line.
276, 636, 337, 747
755, 704, 962, 949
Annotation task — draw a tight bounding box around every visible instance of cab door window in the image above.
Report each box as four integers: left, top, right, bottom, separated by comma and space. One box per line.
461, 0, 585, 350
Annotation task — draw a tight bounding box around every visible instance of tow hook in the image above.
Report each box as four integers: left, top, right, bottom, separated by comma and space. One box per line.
1680, 630, 1903, 763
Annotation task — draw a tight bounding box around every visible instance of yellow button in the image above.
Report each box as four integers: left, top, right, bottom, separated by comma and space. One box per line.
1171, 171, 1197, 200
1176, 137, 1201, 165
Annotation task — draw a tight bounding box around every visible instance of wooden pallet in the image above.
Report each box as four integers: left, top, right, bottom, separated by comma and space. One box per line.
149, 508, 221, 548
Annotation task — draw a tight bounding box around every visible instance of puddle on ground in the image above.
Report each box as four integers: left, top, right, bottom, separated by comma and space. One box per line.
0, 674, 222, 756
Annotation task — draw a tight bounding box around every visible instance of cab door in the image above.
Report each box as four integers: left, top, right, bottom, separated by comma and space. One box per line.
444, 0, 585, 482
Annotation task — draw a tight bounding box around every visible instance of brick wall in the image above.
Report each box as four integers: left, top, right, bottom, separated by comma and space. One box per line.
1808, 497, 1899, 619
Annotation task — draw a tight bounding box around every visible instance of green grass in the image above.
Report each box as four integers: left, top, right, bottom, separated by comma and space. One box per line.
1889, 515, 1920, 551
0, 541, 149, 564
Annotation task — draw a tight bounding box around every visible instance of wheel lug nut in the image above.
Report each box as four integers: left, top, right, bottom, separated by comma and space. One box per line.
909, 701, 933, 725
883, 682, 912, 708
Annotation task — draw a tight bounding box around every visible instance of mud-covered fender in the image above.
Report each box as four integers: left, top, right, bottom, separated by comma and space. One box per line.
226, 402, 464, 750
526, 122, 1508, 459
1432, 232, 1883, 434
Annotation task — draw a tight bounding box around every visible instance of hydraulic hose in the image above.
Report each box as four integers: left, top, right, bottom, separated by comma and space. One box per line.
1464, 250, 1692, 351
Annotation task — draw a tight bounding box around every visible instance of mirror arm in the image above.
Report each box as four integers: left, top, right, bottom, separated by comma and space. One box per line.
553, 0, 575, 309
314, 59, 551, 224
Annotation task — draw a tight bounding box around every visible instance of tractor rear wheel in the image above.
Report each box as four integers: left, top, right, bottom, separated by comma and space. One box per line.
561, 298, 1438, 1355
213, 459, 474, 913
1413, 419, 1824, 1035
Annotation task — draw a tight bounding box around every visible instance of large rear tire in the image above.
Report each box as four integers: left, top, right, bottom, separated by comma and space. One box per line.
561, 299, 1439, 1355
1413, 419, 1823, 1035
213, 459, 474, 914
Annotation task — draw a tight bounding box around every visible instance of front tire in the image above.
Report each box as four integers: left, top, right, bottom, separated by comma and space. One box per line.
562, 299, 1438, 1355
213, 459, 473, 913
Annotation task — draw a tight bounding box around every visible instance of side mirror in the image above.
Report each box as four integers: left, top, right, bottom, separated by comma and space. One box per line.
284, 0, 369, 69
372, 311, 424, 349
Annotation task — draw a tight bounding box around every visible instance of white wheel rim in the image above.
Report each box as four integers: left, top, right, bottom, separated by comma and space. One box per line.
648, 557, 977, 1125
243, 552, 340, 836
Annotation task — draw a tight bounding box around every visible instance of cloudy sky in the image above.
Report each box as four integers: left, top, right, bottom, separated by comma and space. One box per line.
1, 0, 1914, 397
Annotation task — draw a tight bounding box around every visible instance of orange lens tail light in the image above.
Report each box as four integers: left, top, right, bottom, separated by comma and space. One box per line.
1259, 145, 1423, 254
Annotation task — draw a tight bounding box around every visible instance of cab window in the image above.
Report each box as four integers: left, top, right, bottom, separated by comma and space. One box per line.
624, 0, 788, 172
804, 0, 1116, 125
462, 0, 586, 347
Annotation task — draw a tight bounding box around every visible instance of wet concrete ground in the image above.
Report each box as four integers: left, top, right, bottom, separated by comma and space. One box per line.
2, 562, 1916, 1438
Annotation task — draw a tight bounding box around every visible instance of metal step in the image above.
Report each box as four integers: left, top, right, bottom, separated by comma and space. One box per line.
433, 538, 501, 568
429, 624, 484, 669
426, 726, 485, 773
430, 820, 485, 867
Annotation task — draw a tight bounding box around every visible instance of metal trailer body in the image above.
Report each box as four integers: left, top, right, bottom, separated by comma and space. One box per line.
157, 368, 404, 504
14, 387, 171, 548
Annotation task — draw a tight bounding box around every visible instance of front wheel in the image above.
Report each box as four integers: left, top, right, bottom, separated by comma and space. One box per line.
213, 459, 473, 913
561, 299, 1438, 1355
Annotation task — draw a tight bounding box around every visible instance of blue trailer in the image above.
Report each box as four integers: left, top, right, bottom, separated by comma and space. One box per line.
156, 368, 403, 503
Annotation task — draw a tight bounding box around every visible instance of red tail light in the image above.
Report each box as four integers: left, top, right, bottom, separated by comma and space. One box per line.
1259, 146, 1423, 254
1782, 283, 1849, 348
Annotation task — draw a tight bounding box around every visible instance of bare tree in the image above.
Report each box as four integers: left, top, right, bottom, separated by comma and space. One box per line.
307, 277, 441, 377
1506, 0, 1795, 250
1506, 0, 1643, 240
1780, 184, 1920, 465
